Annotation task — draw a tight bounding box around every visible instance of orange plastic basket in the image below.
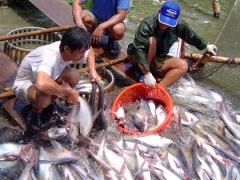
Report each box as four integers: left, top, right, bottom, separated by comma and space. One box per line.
112, 83, 173, 135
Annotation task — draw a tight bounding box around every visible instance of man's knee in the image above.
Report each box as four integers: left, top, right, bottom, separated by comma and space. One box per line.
28, 89, 52, 110
169, 57, 188, 74
180, 59, 188, 73
38, 96, 52, 109
111, 23, 126, 40
126, 43, 136, 66
60, 68, 80, 88
82, 12, 94, 31
127, 55, 136, 67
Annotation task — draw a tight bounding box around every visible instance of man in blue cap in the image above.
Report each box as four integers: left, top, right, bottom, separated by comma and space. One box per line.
127, 1, 217, 88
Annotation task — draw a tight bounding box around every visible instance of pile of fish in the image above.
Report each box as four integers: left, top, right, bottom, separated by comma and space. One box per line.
112, 96, 168, 133
0, 74, 240, 179
167, 75, 240, 179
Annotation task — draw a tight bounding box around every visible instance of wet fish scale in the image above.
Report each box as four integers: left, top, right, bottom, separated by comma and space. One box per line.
133, 134, 174, 149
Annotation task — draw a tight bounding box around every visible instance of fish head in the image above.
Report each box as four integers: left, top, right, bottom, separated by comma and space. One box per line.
132, 112, 148, 133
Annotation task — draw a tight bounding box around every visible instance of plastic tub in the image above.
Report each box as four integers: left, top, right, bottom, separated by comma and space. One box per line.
111, 83, 173, 135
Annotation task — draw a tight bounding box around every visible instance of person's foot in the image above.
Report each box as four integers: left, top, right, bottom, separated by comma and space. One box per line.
108, 40, 120, 56
26, 110, 42, 137
47, 101, 66, 127
51, 101, 64, 120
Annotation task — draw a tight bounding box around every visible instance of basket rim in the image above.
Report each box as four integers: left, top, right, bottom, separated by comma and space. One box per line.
6, 27, 62, 41
6, 27, 46, 36
5, 27, 62, 52
77, 68, 115, 95
111, 83, 173, 135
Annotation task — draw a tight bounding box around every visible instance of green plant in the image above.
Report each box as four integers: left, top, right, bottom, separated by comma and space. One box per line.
65, 0, 74, 5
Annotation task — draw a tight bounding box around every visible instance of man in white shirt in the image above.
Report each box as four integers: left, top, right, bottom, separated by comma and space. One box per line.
12, 26, 101, 135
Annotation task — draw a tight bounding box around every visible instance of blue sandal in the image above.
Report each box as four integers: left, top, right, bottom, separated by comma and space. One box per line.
108, 40, 120, 56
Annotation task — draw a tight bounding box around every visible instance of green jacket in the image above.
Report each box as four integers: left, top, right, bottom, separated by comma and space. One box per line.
129, 13, 207, 76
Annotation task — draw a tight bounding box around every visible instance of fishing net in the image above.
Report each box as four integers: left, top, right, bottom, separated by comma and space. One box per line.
185, 0, 240, 110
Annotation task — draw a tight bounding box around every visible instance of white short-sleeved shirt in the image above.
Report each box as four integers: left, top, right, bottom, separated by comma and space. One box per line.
13, 41, 89, 91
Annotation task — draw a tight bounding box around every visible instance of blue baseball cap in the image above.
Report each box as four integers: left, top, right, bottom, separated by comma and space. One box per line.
159, 1, 180, 27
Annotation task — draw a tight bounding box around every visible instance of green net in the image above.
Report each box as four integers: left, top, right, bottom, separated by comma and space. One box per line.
188, 0, 240, 110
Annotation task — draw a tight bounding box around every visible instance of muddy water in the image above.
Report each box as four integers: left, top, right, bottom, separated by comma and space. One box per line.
0, 7, 57, 48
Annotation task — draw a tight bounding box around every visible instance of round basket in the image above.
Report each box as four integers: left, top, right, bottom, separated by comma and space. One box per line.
4, 27, 62, 65
112, 83, 173, 135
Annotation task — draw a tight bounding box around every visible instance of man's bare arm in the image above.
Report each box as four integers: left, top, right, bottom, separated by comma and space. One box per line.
72, 0, 84, 26
35, 72, 79, 103
87, 47, 101, 81
99, 9, 127, 30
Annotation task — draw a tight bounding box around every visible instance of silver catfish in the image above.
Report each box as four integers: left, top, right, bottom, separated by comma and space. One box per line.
66, 96, 93, 143
63, 81, 94, 142
216, 102, 240, 140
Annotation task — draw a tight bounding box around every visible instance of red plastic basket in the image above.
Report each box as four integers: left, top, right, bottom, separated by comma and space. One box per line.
112, 83, 173, 135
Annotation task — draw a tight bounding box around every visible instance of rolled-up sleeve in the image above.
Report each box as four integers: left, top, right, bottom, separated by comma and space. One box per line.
177, 19, 207, 50
133, 21, 152, 71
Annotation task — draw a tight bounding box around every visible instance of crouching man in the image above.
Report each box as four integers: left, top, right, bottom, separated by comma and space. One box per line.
12, 26, 101, 135
127, 1, 217, 88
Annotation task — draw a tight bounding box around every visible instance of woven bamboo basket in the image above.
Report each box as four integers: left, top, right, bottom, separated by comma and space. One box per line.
3, 27, 62, 65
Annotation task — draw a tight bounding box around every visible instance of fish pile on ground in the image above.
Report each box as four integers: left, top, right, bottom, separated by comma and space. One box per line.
0, 74, 240, 179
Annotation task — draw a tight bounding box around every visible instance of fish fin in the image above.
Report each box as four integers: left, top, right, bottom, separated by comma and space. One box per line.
178, 133, 191, 145
92, 109, 101, 122
190, 120, 201, 134
177, 114, 189, 144
87, 172, 98, 180
119, 164, 126, 178
160, 151, 169, 167
96, 130, 108, 158
134, 160, 151, 179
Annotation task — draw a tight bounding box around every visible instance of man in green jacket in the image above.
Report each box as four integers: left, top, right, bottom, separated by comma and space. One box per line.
127, 1, 217, 88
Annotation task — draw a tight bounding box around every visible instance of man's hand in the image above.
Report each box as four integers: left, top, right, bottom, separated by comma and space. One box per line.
144, 73, 156, 88
91, 24, 104, 44
90, 70, 101, 82
206, 44, 217, 55
65, 88, 80, 104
